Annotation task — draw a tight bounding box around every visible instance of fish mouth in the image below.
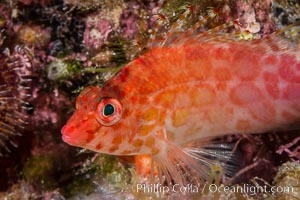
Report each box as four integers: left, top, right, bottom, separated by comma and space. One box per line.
61, 124, 89, 146
61, 125, 73, 144
61, 134, 71, 143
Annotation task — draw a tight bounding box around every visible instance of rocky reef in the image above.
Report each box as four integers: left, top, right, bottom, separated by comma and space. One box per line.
0, 0, 299, 199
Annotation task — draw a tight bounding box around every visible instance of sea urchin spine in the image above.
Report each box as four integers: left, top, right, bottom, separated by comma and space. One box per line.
0, 45, 33, 156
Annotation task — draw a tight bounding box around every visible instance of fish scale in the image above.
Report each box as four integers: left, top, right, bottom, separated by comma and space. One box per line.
62, 19, 300, 186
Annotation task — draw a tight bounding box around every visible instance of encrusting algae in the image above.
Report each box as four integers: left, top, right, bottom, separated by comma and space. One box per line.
61, 0, 300, 198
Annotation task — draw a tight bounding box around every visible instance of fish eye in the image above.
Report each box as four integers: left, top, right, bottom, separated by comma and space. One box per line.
103, 103, 115, 116
96, 97, 122, 126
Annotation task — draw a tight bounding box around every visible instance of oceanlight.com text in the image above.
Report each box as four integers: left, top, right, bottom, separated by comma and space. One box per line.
207, 183, 294, 196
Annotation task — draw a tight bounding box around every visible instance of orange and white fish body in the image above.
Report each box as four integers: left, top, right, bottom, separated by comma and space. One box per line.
62, 24, 300, 185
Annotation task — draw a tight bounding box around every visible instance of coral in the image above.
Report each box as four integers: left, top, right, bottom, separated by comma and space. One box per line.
18, 0, 57, 7
62, 154, 131, 198
30, 87, 71, 130
47, 57, 82, 81
235, 0, 261, 33
0, 181, 65, 200
29, 3, 85, 54
64, 0, 104, 11
271, 0, 300, 28
120, 5, 140, 39
17, 25, 51, 48
234, 0, 274, 35
0, 181, 38, 200
273, 162, 300, 199
82, 1, 125, 51
83, 14, 114, 50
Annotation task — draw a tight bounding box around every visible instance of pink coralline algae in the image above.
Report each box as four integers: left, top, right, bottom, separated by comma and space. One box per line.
120, 9, 140, 39
235, 0, 274, 35
120, 1, 161, 40
31, 87, 71, 129
83, 15, 113, 50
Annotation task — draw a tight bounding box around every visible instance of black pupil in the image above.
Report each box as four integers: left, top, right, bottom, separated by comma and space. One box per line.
103, 104, 114, 116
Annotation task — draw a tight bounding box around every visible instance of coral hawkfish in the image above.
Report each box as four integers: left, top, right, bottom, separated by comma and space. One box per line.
62, 14, 300, 185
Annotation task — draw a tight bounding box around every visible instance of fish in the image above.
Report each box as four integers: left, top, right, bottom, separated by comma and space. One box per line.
61, 14, 300, 186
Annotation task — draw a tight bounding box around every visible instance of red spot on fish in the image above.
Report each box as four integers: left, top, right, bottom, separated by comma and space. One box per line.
96, 143, 103, 150
214, 46, 229, 60
129, 95, 139, 104
81, 95, 87, 101
230, 84, 263, 105
216, 82, 227, 90
108, 145, 119, 153
233, 50, 260, 81
185, 45, 206, 60
117, 67, 130, 83
263, 72, 280, 99
264, 55, 278, 66
118, 90, 126, 99
134, 57, 146, 65
112, 85, 119, 93
63, 125, 74, 133
249, 102, 276, 123
92, 102, 98, 110
134, 155, 155, 176
236, 119, 252, 131
112, 136, 123, 145
85, 132, 95, 143
279, 55, 300, 83
282, 84, 300, 100
215, 67, 232, 81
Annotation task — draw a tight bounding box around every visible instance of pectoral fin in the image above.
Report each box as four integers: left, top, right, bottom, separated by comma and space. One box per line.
151, 134, 238, 188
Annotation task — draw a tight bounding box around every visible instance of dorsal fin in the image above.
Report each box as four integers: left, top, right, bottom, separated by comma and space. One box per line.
148, 6, 222, 48
276, 21, 300, 44
254, 22, 300, 55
